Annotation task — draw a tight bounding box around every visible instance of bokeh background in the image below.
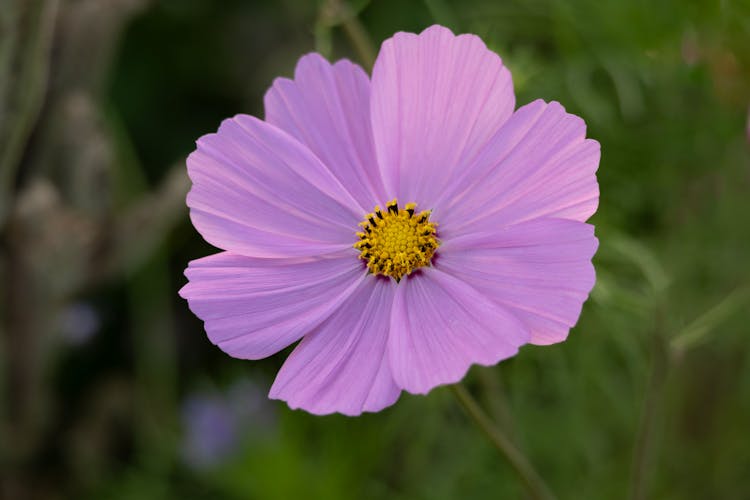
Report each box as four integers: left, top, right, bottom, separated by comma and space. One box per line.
2, 0, 749, 499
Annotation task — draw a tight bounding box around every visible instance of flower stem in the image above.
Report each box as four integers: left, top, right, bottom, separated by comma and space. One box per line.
450, 383, 557, 500
318, 0, 376, 70
629, 308, 668, 500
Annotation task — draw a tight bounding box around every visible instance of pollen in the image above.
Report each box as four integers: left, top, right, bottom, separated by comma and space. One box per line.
353, 199, 439, 281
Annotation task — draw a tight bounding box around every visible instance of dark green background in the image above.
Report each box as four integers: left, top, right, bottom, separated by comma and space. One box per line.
2, 0, 749, 498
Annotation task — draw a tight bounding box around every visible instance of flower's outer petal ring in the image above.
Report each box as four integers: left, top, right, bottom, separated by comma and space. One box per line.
437, 100, 600, 238
269, 277, 400, 416
438, 218, 598, 345
389, 268, 529, 395
370, 24, 515, 208
179, 251, 365, 360
187, 115, 364, 258
265, 53, 387, 209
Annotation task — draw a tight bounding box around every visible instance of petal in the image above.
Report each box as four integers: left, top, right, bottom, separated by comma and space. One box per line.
437, 218, 598, 345
389, 268, 529, 395
187, 114, 365, 258
370, 25, 515, 206
437, 100, 600, 238
179, 251, 365, 359
264, 53, 386, 209
269, 277, 400, 416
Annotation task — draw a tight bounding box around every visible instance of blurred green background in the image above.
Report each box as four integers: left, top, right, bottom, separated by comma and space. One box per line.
1, 0, 749, 499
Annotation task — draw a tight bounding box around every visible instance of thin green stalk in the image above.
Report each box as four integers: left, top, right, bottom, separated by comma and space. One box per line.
628, 309, 668, 500
338, 7, 376, 70
629, 286, 747, 499
670, 286, 750, 353
450, 383, 557, 500
318, 0, 376, 70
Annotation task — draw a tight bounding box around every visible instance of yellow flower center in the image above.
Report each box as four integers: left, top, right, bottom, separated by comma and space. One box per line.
353, 199, 439, 281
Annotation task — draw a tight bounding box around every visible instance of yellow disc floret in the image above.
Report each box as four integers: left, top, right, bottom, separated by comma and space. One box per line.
354, 199, 439, 281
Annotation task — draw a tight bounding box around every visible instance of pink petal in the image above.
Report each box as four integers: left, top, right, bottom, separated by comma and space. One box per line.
370, 25, 515, 207
264, 53, 386, 209
269, 277, 400, 416
437, 100, 600, 239
437, 218, 598, 345
187, 115, 365, 258
389, 268, 529, 395
179, 251, 364, 359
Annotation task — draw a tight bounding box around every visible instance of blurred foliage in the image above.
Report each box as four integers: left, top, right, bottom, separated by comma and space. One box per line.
1, 0, 749, 499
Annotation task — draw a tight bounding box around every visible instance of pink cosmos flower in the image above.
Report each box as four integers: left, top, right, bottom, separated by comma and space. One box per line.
179, 25, 599, 416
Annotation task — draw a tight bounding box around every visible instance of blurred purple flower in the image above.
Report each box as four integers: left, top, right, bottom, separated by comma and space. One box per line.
181, 393, 238, 469
180, 377, 275, 470
180, 25, 600, 416
59, 302, 100, 345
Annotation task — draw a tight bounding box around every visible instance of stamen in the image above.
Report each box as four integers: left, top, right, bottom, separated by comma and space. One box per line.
354, 199, 439, 281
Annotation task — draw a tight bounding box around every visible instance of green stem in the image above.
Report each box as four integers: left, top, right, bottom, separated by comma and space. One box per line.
629, 309, 669, 500
319, 0, 376, 70
670, 286, 750, 353
338, 8, 376, 70
450, 383, 557, 500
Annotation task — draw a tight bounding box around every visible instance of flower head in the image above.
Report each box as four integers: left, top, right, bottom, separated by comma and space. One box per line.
180, 25, 600, 416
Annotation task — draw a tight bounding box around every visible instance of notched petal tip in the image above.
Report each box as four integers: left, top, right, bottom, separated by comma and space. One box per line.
331, 57, 360, 72
177, 280, 190, 300
418, 23, 456, 38
190, 114, 260, 156
267, 279, 401, 416
268, 393, 400, 417
536, 99, 590, 138
192, 131, 217, 151
263, 76, 294, 105
290, 52, 368, 86
388, 270, 530, 396
182, 252, 365, 362
291, 52, 329, 82
371, 23, 516, 207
